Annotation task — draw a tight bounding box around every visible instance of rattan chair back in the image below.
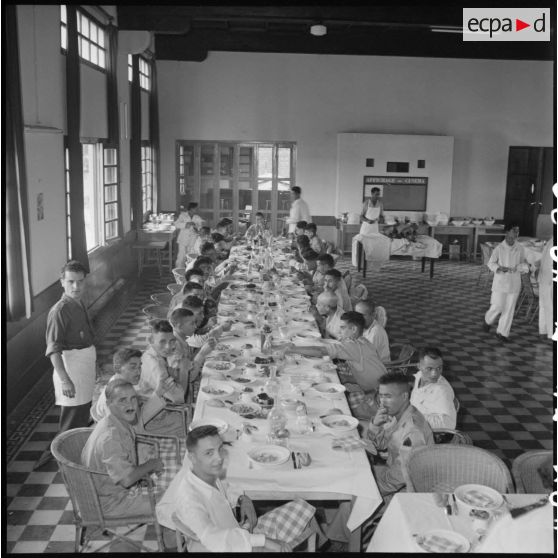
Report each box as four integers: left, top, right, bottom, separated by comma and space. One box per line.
511, 450, 553, 493
406, 444, 513, 494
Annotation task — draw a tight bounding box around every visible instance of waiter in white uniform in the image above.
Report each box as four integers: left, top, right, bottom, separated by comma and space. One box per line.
483, 224, 529, 342
37, 260, 96, 468
359, 187, 384, 236
286, 186, 311, 234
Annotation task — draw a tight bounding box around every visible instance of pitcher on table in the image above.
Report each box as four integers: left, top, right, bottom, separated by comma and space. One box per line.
360, 187, 384, 236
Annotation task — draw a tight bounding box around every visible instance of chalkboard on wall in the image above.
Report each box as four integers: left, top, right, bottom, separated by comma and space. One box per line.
363, 176, 428, 211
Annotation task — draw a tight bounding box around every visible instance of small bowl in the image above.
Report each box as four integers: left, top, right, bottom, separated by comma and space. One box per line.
472, 219, 483, 226
201, 382, 235, 400
279, 398, 300, 412
230, 402, 261, 417
454, 484, 504, 515
451, 220, 464, 227
320, 414, 359, 435
484, 219, 495, 226
314, 383, 347, 399
205, 361, 236, 374
189, 418, 229, 435
247, 445, 291, 468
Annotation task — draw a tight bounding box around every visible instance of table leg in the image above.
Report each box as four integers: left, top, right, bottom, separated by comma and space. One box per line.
357, 241, 362, 273
430, 258, 434, 279
421, 257, 426, 273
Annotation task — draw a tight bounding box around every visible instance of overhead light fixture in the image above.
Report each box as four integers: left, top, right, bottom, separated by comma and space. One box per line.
430, 26, 463, 34
310, 24, 327, 36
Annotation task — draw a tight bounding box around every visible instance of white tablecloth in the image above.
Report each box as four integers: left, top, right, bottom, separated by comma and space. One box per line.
367, 492, 553, 553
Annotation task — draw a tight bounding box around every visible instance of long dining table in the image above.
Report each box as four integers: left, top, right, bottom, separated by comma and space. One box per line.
156, 239, 382, 551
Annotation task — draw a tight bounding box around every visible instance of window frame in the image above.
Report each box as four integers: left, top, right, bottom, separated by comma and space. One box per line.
141, 141, 154, 220
60, 5, 108, 73
128, 54, 152, 91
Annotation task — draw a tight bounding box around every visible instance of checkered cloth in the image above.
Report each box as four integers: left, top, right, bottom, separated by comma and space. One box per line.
415, 532, 467, 553
253, 499, 316, 544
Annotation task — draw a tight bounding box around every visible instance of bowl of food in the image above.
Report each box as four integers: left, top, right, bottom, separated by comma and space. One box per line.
321, 414, 359, 435
472, 219, 483, 226
201, 382, 235, 400
247, 445, 291, 468
484, 218, 495, 226
253, 392, 275, 409
189, 418, 229, 435
414, 529, 470, 553
451, 220, 464, 227
453, 484, 504, 516
230, 402, 261, 418
313, 383, 347, 399
205, 361, 236, 374
230, 375, 257, 386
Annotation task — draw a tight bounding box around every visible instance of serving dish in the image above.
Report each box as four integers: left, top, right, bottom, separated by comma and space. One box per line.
247, 445, 291, 468
189, 418, 228, 434
320, 414, 359, 434
313, 383, 346, 399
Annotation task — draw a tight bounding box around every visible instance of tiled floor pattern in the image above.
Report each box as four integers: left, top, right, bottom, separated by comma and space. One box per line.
6, 256, 554, 552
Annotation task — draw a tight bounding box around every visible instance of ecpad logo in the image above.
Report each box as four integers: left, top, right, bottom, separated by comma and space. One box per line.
463, 8, 550, 41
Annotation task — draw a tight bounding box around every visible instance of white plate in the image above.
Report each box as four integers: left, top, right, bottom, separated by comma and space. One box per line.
247, 445, 291, 467
293, 331, 321, 343
230, 402, 261, 417
205, 361, 236, 373
313, 383, 346, 398
201, 382, 235, 399
321, 414, 358, 433
189, 418, 229, 435
414, 529, 470, 553
454, 484, 503, 511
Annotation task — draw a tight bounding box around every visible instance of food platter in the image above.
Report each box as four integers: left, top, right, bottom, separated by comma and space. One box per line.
320, 414, 358, 434
201, 382, 235, 400
205, 361, 236, 373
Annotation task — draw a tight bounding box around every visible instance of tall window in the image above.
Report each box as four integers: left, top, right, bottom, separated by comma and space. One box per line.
141, 142, 154, 217
64, 147, 72, 259
103, 147, 119, 240
128, 54, 151, 91
60, 6, 107, 70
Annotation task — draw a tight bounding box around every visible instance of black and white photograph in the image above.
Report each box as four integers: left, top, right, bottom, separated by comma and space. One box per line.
5, 2, 556, 554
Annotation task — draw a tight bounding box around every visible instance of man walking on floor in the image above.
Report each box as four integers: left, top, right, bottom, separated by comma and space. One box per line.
36, 260, 97, 468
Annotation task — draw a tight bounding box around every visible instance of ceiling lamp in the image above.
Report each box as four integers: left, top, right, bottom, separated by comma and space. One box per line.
310, 24, 327, 36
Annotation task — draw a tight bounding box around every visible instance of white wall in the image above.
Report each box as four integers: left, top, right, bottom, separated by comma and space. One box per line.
157, 52, 552, 219
337, 133, 454, 220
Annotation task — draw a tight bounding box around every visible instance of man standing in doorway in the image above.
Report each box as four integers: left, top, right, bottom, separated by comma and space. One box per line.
36, 260, 97, 468
483, 223, 529, 342
286, 186, 311, 234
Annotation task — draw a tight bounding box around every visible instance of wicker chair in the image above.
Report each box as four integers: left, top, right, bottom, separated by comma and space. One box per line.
172, 267, 187, 285
50, 428, 165, 552
432, 428, 473, 445
476, 243, 494, 288
511, 450, 553, 493
383, 343, 416, 372
515, 273, 539, 322
142, 304, 170, 320
167, 283, 182, 295
151, 291, 173, 306
406, 444, 514, 494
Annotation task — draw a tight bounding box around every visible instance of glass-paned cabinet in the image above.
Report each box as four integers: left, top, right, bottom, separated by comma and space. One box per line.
176, 141, 296, 234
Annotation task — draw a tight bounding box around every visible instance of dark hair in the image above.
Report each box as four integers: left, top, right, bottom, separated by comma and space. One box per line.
317, 254, 334, 267
296, 220, 307, 230
113, 348, 142, 369
418, 347, 443, 361
324, 268, 342, 280
255, 212, 264, 218
378, 372, 413, 390
355, 299, 376, 313
291, 186, 301, 195
182, 295, 204, 309
340, 311, 365, 331
371, 187, 381, 194
149, 319, 174, 334
211, 232, 225, 243
169, 307, 194, 326
305, 223, 317, 233
185, 268, 204, 282
105, 378, 135, 402
297, 235, 310, 247
302, 248, 319, 261
504, 222, 519, 232
187, 202, 198, 210
181, 281, 204, 295
200, 226, 211, 235
200, 241, 216, 254
194, 256, 213, 268
60, 260, 88, 278
186, 425, 220, 451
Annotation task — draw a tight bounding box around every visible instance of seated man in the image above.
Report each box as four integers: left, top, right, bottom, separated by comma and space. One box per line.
82, 379, 172, 550
192, 226, 212, 256
289, 220, 308, 249
324, 269, 352, 312
138, 320, 187, 404
409, 347, 456, 430
160, 425, 317, 552
184, 267, 205, 285
305, 253, 335, 296
304, 222, 324, 254
199, 241, 218, 264
93, 348, 185, 437
311, 291, 344, 339
365, 372, 434, 497
285, 311, 387, 419
210, 232, 230, 261
169, 280, 206, 315
354, 300, 390, 362
244, 212, 266, 241
175, 297, 229, 349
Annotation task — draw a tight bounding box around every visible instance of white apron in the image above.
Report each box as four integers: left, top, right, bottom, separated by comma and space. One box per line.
359, 204, 381, 236
54, 345, 96, 406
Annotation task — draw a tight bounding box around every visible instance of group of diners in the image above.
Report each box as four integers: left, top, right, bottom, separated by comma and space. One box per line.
44, 216, 467, 552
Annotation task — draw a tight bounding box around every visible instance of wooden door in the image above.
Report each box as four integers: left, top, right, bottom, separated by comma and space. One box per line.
503, 147, 552, 237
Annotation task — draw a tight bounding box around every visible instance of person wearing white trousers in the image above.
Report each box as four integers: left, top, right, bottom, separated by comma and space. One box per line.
537, 238, 554, 340
483, 224, 529, 342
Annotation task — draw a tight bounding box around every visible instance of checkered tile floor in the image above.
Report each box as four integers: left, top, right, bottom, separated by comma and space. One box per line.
6, 257, 554, 552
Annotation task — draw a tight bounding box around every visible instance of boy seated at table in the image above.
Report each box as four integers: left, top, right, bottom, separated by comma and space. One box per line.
244, 212, 266, 241
193, 226, 212, 256
82, 379, 176, 551
310, 291, 344, 340
93, 348, 185, 437
210, 232, 230, 261
323, 269, 352, 312
138, 319, 189, 404
305, 222, 324, 254
156, 425, 319, 553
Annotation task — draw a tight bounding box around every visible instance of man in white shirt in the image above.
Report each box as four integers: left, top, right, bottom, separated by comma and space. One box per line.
483, 224, 529, 342
311, 291, 344, 339
286, 186, 311, 234
409, 347, 456, 430
354, 300, 390, 362
323, 269, 352, 312
165, 425, 317, 552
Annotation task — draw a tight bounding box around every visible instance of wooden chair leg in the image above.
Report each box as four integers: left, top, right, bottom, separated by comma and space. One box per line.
421, 257, 426, 273
430, 258, 434, 279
